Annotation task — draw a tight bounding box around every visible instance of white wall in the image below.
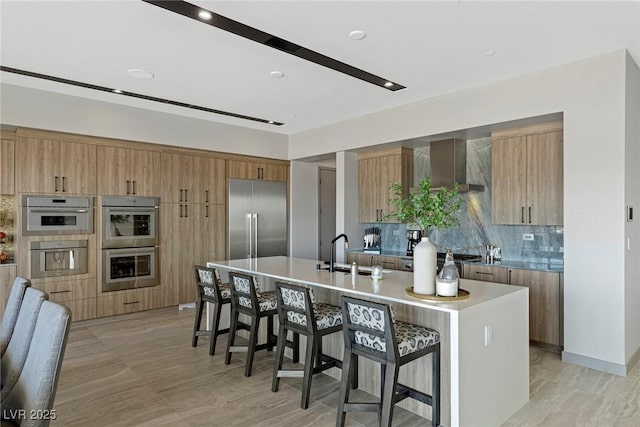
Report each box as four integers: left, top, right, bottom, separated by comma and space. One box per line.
289, 160, 320, 260
625, 52, 640, 364
0, 83, 289, 159
289, 50, 636, 373
335, 151, 361, 263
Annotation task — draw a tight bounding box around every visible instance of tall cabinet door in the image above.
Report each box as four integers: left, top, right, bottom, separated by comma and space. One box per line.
16, 137, 59, 193
527, 131, 563, 225
252, 180, 287, 258
97, 146, 130, 195
198, 203, 226, 265
491, 136, 528, 224
0, 138, 15, 194
129, 149, 160, 197
358, 157, 379, 222
59, 141, 96, 194
194, 157, 225, 204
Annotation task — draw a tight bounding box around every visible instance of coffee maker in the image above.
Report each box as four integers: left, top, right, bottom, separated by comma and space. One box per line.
406, 230, 422, 256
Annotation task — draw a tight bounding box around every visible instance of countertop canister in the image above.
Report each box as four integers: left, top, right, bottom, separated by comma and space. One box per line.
413, 236, 437, 294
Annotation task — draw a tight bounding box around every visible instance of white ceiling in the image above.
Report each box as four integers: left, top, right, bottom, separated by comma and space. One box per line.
1, 0, 639, 135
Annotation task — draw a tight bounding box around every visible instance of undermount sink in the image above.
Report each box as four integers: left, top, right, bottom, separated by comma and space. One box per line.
319, 266, 371, 275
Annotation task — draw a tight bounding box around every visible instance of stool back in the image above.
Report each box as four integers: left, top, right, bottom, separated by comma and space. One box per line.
275, 282, 316, 335
194, 265, 224, 304
0, 277, 31, 357
228, 271, 260, 315
341, 296, 398, 363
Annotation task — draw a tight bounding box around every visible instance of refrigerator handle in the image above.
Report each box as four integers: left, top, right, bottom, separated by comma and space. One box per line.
247, 213, 253, 258
253, 213, 258, 258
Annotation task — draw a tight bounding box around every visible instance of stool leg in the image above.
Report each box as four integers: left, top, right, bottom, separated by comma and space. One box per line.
192, 300, 203, 347
301, 333, 318, 409
380, 361, 399, 427
209, 301, 222, 356
267, 314, 275, 351
352, 354, 358, 390
245, 314, 260, 377
292, 332, 300, 363
225, 308, 239, 365
271, 322, 287, 393
432, 345, 441, 427
336, 349, 356, 427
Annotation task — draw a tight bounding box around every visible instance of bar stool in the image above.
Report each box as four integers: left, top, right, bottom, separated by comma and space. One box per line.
272, 282, 356, 409
226, 271, 297, 377
192, 265, 231, 355
337, 296, 440, 427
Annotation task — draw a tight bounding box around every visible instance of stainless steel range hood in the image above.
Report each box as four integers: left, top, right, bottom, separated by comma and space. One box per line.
429, 138, 484, 192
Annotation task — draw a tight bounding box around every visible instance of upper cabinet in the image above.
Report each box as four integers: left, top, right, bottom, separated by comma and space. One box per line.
0, 136, 15, 194
492, 121, 563, 225
17, 137, 96, 194
97, 146, 160, 196
358, 147, 413, 223
228, 160, 288, 182
161, 153, 226, 204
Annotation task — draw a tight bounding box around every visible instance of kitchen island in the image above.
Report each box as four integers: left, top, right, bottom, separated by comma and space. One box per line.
207, 256, 529, 426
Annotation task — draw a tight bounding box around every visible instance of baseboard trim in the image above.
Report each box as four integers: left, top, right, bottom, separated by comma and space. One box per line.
562, 351, 629, 376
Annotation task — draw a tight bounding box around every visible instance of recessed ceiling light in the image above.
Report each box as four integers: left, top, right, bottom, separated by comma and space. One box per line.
485, 50, 496, 56
198, 10, 212, 20
113, 89, 122, 94
384, 81, 394, 88
270, 71, 284, 78
127, 68, 155, 79
348, 30, 367, 40
268, 120, 275, 124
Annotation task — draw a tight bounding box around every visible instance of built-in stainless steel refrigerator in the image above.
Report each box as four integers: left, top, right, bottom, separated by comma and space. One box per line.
228, 179, 287, 259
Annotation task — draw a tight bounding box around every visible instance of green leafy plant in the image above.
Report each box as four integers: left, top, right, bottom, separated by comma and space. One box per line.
384, 176, 461, 234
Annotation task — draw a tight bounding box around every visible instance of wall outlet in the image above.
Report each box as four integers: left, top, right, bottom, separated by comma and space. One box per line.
523, 233, 534, 241
484, 325, 493, 346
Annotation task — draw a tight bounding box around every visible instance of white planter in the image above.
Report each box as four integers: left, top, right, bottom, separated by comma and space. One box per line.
436, 278, 459, 297
413, 237, 437, 294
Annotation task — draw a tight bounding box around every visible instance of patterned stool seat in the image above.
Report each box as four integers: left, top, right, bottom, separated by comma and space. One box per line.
338, 296, 440, 427
272, 282, 354, 410
238, 290, 278, 312
192, 266, 231, 356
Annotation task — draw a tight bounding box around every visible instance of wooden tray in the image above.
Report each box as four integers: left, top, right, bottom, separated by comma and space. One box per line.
405, 287, 470, 301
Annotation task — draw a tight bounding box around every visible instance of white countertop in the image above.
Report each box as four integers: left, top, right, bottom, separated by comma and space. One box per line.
207, 256, 525, 314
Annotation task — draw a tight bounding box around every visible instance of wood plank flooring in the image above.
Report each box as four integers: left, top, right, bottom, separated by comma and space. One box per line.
51, 307, 640, 426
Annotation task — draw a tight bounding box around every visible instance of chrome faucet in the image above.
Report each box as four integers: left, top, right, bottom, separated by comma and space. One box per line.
329, 234, 349, 272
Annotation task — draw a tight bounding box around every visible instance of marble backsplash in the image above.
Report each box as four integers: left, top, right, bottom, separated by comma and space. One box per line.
362, 137, 564, 264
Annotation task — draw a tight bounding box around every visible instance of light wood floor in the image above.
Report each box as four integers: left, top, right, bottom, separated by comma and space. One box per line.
51, 307, 640, 427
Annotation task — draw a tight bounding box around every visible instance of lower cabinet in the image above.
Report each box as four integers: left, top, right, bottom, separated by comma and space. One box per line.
39, 278, 97, 321
509, 269, 562, 350
346, 253, 401, 270
97, 287, 159, 317
462, 264, 563, 351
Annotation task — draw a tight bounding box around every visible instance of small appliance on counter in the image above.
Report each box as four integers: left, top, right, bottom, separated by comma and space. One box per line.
363, 227, 381, 253
406, 230, 422, 256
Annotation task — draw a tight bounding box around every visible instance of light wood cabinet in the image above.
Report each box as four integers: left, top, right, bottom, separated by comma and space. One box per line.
492, 121, 563, 225
0, 265, 17, 319
462, 264, 509, 284
97, 287, 159, 317
509, 269, 562, 349
97, 146, 160, 196
161, 153, 226, 204
1, 137, 15, 194
17, 137, 96, 194
39, 278, 97, 321
358, 148, 413, 223
160, 202, 226, 307
228, 160, 288, 181
346, 253, 402, 270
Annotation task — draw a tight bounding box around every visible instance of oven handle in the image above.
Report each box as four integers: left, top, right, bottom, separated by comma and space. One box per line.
104, 207, 157, 213
30, 208, 89, 213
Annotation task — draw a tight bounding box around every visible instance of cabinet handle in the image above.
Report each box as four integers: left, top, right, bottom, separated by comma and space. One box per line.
132, 181, 136, 195
179, 189, 183, 202
62, 176, 66, 192
205, 204, 209, 218
179, 204, 183, 218
521, 206, 525, 224
123, 301, 140, 305
185, 204, 188, 218
54, 176, 59, 192
528, 207, 532, 224
257, 167, 261, 179
205, 190, 209, 203
185, 189, 188, 202
51, 290, 70, 294
508, 269, 512, 283
475, 271, 494, 275
126, 180, 131, 195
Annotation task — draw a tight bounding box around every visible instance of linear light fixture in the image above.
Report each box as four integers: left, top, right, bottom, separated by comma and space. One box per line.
0, 66, 284, 126
142, 0, 406, 91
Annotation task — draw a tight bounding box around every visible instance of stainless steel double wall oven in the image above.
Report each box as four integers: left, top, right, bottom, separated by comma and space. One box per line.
100, 196, 159, 292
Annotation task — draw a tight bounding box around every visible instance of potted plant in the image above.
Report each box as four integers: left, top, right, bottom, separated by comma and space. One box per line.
385, 176, 461, 294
